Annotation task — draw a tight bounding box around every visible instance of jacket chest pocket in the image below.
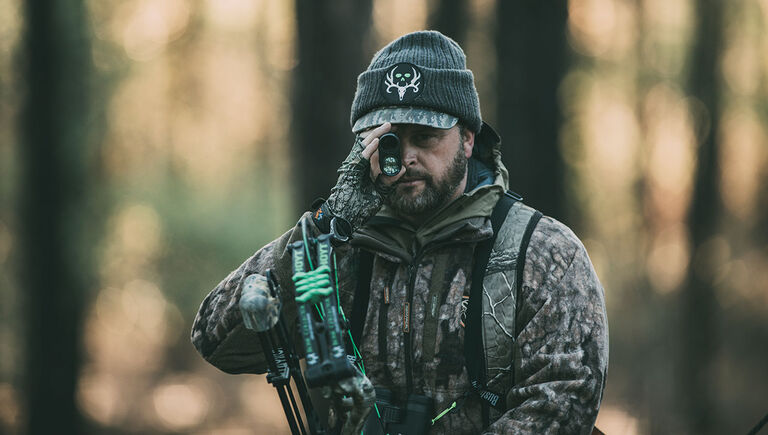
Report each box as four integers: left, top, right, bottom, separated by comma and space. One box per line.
361, 259, 401, 372
375, 269, 398, 359
421, 253, 470, 372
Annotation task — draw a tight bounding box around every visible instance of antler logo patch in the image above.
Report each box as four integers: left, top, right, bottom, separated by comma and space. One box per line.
381, 62, 423, 103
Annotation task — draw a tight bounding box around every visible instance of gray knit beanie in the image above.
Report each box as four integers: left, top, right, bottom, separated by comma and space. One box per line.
350, 30, 482, 134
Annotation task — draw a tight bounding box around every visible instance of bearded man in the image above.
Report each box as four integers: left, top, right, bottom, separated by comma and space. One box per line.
191, 30, 609, 434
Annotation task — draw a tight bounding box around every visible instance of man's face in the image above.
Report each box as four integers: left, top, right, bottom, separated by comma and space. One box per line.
384, 124, 473, 219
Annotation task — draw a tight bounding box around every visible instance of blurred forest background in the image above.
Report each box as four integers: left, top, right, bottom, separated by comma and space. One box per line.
1, 0, 767, 434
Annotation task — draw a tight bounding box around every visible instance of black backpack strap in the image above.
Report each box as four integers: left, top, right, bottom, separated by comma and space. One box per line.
465, 191, 520, 426
516, 210, 542, 297
350, 250, 374, 349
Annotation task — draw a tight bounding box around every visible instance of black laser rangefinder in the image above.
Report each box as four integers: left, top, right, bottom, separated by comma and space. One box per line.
378, 132, 401, 177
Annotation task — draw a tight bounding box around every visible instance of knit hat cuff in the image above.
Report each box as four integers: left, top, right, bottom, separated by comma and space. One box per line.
350, 65, 481, 132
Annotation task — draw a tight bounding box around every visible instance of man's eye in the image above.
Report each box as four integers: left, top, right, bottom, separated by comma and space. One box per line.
415, 134, 435, 142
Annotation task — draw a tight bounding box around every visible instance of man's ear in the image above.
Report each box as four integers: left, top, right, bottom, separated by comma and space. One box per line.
462, 129, 475, 159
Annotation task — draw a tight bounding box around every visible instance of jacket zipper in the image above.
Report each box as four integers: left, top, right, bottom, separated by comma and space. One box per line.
402, 238, 489, 395
404, 257, 419, 394
379, 271, 395, 384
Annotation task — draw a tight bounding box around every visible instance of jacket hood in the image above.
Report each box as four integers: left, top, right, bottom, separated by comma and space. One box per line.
352, 122, 509, 261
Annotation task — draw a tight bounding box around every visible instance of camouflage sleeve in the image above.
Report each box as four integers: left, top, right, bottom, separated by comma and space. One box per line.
324, 137, 394, 232
190, 212, 342, 374
484, 216, 609, 435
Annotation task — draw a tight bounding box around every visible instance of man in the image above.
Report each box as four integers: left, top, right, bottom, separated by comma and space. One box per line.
191, 31, 608, 434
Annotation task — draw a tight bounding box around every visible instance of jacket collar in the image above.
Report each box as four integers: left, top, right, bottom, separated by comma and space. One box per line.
351, 122, 509, 262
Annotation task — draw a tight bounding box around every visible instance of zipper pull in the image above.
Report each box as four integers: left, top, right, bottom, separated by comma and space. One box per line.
403, 302, 410, 333
384, 286, 390, 305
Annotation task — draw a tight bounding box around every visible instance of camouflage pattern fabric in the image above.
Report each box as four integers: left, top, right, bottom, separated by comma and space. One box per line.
324, 138, 393, 231
484, 216, 608, 434
352, 106, 458, 134
351, 233, 487, 433
239, 273, 280, 332
191, 209, 608, 434
190, 224, 308, 375
327, 365, 376, 435
190, 129, 608, 433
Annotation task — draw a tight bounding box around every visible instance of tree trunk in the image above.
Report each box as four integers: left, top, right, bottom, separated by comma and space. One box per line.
427, 0, 470, 46
678, 0, 724, 433
18, 1, 92, 433
495, 0, 568, 221
292, 0, 374, 212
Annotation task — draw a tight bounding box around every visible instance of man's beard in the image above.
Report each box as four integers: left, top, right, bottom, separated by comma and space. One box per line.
385, 145, 467, 219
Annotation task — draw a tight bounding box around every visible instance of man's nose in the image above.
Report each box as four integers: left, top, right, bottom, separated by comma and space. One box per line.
400, 141, 418, 166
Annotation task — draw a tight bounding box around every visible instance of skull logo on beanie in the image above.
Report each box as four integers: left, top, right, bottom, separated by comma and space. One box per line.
382, 63, 423, 103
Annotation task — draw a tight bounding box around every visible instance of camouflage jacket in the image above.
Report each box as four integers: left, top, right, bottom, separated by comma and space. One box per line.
191, 133, 609, 434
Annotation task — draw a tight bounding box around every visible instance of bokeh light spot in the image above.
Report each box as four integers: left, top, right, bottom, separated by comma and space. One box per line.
647, 224, 690, 293
77, 369, 122, 425
119, 0, 191, 61
152, 378, 210, 431
0, 220, 12, 265
719, 106, 767, 220
0, 384, 20, 428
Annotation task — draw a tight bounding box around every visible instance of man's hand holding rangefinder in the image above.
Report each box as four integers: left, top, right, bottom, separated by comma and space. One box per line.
317, 123, 405, 239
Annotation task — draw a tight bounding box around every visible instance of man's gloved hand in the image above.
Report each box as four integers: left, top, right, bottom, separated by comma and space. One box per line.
326, 365, 376, 435
239, 273, 281, 332
320, 122, 405, 235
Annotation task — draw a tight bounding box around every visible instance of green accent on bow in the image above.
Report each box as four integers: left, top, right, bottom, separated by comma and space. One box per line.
293, 266, 333, 304
431, 401, 457, 425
